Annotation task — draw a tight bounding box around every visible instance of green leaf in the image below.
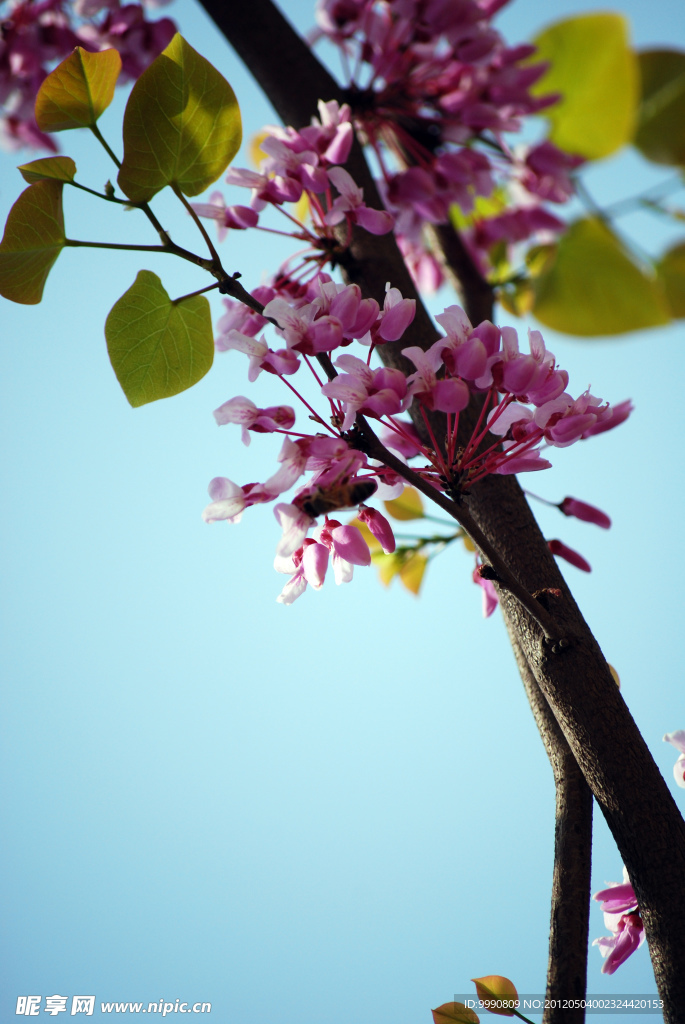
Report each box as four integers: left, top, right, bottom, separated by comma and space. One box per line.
656, 241, 685, 317
383, 487, 425, 521
118, 34, 242, 203
35, 47, 122, 132
105, 270, 214, 406
18, 156, 77, 184
0, 180, 65, 304
634, 50, 685, 166
432, 1002, 479, 1024
532, 217, 670, 335
530, 14, 638, 159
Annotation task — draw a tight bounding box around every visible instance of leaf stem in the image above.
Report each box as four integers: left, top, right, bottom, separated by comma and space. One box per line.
89, 123, 122, 169
171, 182, 223, 265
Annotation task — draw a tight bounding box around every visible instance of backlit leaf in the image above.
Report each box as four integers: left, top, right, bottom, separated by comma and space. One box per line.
118, 34, 242, 203
399, 552, 427, 595
635, 50, 685, 166
372, 551, 404, 586
18, 156, 77, 184
471, 976, 518, 1017
35, 47, 122, 132
532, 217, 670, 335
530, 14, 638, 159
0, 180, 65, 304
608, 663, 621, 688
656, 242, 685, 317
384, 487, 425, 521
105, 270, 214, 406
432, 1002, 480, 1024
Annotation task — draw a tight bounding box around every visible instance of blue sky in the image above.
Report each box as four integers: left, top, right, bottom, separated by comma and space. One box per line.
1, 0, 684, 1020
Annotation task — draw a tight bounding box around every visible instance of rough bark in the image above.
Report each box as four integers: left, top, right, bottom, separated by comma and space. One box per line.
197, 0, 685, 1016
510, 636, 592, 1024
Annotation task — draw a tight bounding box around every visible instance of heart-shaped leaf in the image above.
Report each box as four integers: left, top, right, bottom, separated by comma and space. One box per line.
656, 241, 685, 317
35, 47, 122, 132
118, 34, 242, 203
471, 976, 518, 1017
0, 180, 65, 304
383, 487, 425, 521
105, 270, 214, 406
635, 50, 685, 166
530, 14, 638, 159
432, 1002, 480, 1024
532, 217, 670, 335
18, 156, 77, 184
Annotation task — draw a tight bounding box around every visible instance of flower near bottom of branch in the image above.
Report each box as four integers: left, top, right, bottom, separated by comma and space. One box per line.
548, 539, 591, 572
593, 869, 645, 974
663, 731, 685, 788
473, 563, 499, 618
559, 496, 611, 529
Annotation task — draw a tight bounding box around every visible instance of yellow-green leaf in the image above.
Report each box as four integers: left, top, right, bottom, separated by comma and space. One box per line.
656, 241, 685, 317
530, 14, 638, 159
608, 663, 621, 688
432, 1002, 479, 1024
399, 552, 427, 595
105, 270, 214, 406
118, 34, 242, 203
35, 47, 122, 132
635, 50, 685, 166
18, 156, 77, 184
0, 180, 65, 304
384, 487, 425, 521
372, 551, 404, 586
471, 976, 518, 1018
532, 217, 670, 335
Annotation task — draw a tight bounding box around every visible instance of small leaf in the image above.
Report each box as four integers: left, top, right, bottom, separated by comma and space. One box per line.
532, 217, 670, 335
432, 1002, 479, 1024
372, 551, 404, 586
0, 180, 65, 304
635, 50, 685, 166
118, 34, 242, 203
530, 14, 638, 159
105, 270, 214, 406
608, 663, 621, 688
18, 156, 77, 184
384, 487, 425, 521
471, 976, 518, 1018
399, 552, 427, 595
35, 47, 122, 132
656, 242, 685, 318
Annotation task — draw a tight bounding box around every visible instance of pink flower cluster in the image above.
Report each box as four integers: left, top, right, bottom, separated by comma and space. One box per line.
310, 0, 583, 281
593, 869, 645, 975
203, 272, 630, 603
193, 99, 394, 259
0, 0, 175, 151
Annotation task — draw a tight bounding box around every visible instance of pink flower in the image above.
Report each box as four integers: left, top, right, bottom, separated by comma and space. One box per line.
357, 505, 396, 553
213, 396, 295, 445
322, 354, 410, 430
473, 564, 499, 618
559, 497, 611, 529
324, 166, 395, 234
663, 731, 685, 789
548, 539, 591, 573
593, 870, 645, 974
